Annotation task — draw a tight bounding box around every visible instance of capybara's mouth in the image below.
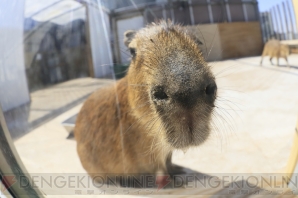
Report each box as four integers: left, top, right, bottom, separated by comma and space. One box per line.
160, 110, 212, 149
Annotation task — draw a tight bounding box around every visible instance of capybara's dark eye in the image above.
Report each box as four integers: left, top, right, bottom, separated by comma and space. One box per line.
129, 48, 136, 58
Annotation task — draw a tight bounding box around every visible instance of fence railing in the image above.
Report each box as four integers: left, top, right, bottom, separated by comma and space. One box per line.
112, 0, 260, 25
259, 0, 298, 42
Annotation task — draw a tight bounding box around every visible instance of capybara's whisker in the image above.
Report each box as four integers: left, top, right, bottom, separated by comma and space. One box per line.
129, 84, 149, 87
125, 101, 150, 114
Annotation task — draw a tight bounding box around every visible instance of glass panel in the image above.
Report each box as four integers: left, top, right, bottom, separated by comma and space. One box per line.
1, 0, 297, 196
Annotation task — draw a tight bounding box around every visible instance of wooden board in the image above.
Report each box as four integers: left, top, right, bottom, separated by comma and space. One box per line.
186, 22, 263, 61
285, 117, 298, 181
218, 22, 263, 59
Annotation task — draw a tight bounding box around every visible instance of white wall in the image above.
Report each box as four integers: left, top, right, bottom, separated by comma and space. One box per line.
87, 5, 113, 78
0, 0, 30, 112
117, 16, 144, 64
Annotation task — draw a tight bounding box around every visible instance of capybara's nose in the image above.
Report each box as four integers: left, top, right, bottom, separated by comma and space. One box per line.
205, 83, 217, 97
152, 86, 169, 101
152, 81, 217, 108
172, 90, 199, 109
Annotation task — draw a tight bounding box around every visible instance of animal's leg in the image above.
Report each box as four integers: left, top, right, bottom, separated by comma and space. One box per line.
260, 48, 267, 66
166, 152, 186, 178
285, 57, 289, 67
260, 56, 264, 66
269, 57, 273, 65
277, 57, 279, 66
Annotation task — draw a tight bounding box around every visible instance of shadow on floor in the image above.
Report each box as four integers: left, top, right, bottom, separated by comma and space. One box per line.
93, 168, 286, 197
4, 93, 89, 140
233, 59, 298, 77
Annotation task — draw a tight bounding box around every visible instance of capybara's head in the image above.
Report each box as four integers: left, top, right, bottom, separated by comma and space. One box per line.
124, 21, 217, 150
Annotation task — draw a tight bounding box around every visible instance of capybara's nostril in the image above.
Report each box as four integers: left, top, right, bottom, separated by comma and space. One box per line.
205, 83, 217, 97
153, 87, 168, 101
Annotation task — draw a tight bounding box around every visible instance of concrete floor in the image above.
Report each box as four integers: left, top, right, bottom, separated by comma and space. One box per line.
173, 55, 298, 174
12, 55, 298, 197
4, 77, 113, 139
27, 78, 112, 125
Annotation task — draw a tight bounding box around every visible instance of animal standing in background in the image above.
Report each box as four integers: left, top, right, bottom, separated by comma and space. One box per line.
74, 21, 217, 185
260, 39, 290, 66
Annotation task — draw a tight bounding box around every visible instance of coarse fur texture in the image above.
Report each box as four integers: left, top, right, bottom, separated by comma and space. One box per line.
260, 39, 290, 66
75, 21, 217, 182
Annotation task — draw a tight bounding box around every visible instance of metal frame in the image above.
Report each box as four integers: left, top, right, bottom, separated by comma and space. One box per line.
224, 0, 232, 23
273, 7, 281, 40
242, 1, 248, 22
0, 105, 45, 197
286, 0, 295, 39
206, 0, 214, 23
110, 0, 259, 22
260, 0, 297, 42
271, 8, 280, 40
188, 0, 195, 25
282, 2, 290, 40
276, 5, 285, 40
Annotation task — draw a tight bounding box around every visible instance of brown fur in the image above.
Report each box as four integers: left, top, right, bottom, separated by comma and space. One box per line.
75, 21, 217, 181
260, 39, 290, 66
123, 30, 136, 47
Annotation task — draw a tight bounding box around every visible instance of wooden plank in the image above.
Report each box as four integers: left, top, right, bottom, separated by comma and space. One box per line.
285, 117, 298, 180
281, 39, 298, 46
218, 22, 263, 59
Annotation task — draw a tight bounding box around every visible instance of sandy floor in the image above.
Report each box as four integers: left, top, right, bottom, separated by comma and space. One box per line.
12, 55, 298, 197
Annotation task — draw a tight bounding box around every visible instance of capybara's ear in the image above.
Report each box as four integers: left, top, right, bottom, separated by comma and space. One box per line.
194, 37, 203, 45
186, 30, 203, 46
124, 30, 136, 47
